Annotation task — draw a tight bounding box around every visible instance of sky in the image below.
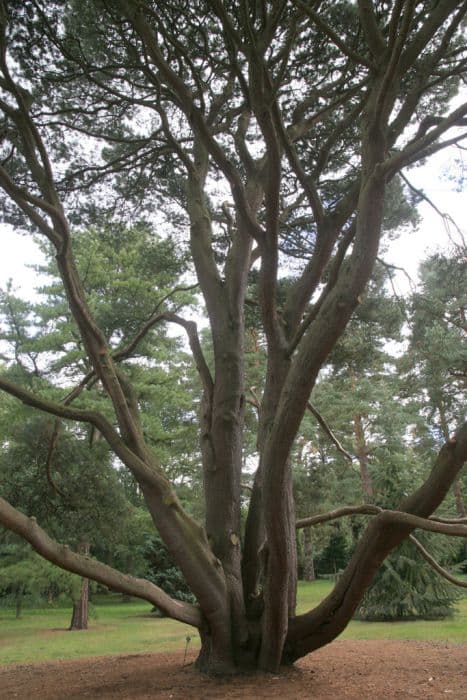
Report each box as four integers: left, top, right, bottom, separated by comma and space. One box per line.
385, 148, 465, 294
0, 146, 464, 303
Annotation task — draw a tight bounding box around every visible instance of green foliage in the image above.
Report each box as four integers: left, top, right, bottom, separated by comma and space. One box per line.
357, 454, 460, 621
0, 545, 81, 612
356, 539, 460, 621
314, 530, 350, 577
0, 413, 130, 547
141, 534, 195, 607
1, 583, 467, 667
403, 251, 466, 441
0, 0, 465, 662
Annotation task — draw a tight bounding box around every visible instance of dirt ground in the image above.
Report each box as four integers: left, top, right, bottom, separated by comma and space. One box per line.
0, 640, 466, 699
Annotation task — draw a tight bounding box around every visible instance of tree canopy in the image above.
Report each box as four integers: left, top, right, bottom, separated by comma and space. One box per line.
0, 0, 466, 676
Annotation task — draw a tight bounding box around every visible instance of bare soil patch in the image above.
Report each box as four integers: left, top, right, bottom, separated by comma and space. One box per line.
0, 640, 466, 699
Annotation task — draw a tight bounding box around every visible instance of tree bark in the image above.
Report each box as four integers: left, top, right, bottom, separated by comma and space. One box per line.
69, 541, 90, 631
438, 405, 467, 557
454, 479, 467, 559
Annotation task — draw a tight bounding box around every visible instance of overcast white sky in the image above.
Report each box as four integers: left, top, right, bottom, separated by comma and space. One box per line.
0, 146, 464, 303
384, 147, 465, 294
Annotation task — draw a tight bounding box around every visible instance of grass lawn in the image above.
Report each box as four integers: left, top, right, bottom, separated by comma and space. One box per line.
0, 581, 466, 666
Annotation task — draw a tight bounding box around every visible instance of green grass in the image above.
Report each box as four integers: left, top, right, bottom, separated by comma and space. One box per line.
1, 581, 466, 667
0, 600, 198, 666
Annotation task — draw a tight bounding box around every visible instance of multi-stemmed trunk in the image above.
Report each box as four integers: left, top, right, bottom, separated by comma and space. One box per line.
0, 0, 466, 680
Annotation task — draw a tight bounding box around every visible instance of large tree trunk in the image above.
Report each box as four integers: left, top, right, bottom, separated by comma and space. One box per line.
69, 541, 90, 631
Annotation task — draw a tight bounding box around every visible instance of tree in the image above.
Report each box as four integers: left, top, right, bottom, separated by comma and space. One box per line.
0, 545, 82, 618
293, 270, 462, 617
355, 451, 461, 621
0, 406, 132, 627
405, 249, 467, 558
0, 0, 467, 676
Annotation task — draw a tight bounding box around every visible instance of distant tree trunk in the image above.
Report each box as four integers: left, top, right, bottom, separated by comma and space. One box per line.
351, 370, 374, 501
15, 586, 24, 619
303, 527, 316, 581
353, 413, 374, 500
69, 541, 90, 631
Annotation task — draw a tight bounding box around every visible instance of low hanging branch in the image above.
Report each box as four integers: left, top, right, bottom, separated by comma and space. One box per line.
0, 495, 202, 628
377, 509, 467, 537
296, 504, 381, 529
296, 504, 467, 532
409, 535, 467, 589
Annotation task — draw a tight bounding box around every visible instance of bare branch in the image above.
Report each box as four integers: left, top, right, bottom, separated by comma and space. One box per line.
296, 504, 381, 529
399, 170, 465, 243
296, 503, 467, 531
376, 256, 415, 291
161, 313, 214, 396
306, 401, 354, 462
383, 103, 467, 176
409, 534, 467, 589
379, 509, 467, 538
247, 386, 261, 410
429, 515, 467, 525
0, 495, 202, 627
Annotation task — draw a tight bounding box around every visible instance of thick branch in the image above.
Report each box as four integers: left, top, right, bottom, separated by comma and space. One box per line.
358, 0, 385, 58
0, 495, 202, 627
378, 509, 467, 538
400, 0, 466, 72
296, 503, 467, 531
0, 375, 114, 429
296, 504, 381, 529
295, 0, 374, 69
